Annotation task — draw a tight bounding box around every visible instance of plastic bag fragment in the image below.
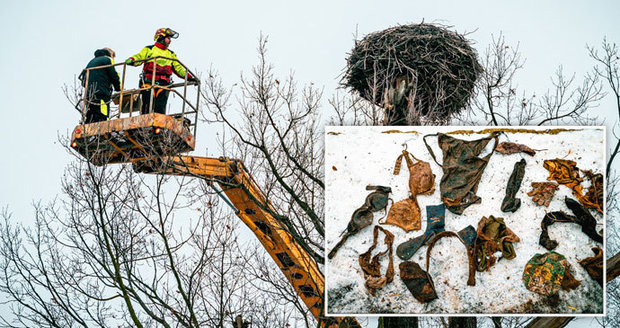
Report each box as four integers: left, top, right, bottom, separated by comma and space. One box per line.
359, 226, 395, 296
527, 182, 559, 207
501, 159, 526, 212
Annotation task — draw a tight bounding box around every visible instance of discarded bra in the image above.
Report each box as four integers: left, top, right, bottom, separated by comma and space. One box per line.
359, 226, 395, 296
381, 149, 435, 232
424, 132, 499, 215
328, 185, 392, 259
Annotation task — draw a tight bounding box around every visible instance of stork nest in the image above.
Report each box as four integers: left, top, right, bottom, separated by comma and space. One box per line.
344, 23, 482, 120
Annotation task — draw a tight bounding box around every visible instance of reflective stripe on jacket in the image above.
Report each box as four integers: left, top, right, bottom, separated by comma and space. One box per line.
127, 42, 188, 84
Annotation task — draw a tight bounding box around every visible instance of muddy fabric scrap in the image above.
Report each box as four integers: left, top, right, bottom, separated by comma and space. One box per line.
328, 185, 391, 259
543, 159, 604, 214
399, 261, 438, 303
359, 226, 395, 296
396, 204, 446, 260
522, 251, 581, 296
578, 247, 603, 287
527, 182, 559, 207
426, 226, 478, 286
423, 132, 499, 215
539, 197, 603, 250
476, 216, 520, 272
382, 150, 435, 232
501, 159, 526, 213
496, 141, 536, 156
382, 197, 420, 232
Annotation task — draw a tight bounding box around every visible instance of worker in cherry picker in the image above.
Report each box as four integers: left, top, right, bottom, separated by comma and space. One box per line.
80, 48, 121, 123
125, 28, 198, 115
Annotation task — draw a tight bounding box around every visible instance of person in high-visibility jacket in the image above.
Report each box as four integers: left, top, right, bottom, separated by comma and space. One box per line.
125, 27, 197, 115
80, 48, 121, 123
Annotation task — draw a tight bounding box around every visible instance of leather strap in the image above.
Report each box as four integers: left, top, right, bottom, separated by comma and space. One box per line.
425, 230, 476, 286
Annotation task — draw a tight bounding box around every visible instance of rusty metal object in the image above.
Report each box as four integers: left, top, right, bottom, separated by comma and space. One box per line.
359, 226, 395, 296
424, 132, 499, 215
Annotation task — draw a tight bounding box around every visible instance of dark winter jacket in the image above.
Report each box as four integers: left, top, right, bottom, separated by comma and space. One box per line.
80, 49, 121, 99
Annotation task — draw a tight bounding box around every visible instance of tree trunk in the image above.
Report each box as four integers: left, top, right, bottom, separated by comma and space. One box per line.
525, 317, 573, 328
607, 250, 620, 281
378, 317, 418, 328
448, 317, 477, 328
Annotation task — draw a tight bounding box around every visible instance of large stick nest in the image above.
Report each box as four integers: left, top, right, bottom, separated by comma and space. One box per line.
344, 23, 482, 120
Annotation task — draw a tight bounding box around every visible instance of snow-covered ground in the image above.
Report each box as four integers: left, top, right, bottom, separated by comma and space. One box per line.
325, 126, 604, 315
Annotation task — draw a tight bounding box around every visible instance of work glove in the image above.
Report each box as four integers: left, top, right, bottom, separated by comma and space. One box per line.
527, 182, 558, 207
125, 58, 135, 66
187, 75, 199, 83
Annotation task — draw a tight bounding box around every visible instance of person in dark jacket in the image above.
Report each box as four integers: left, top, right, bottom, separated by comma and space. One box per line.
80, 48, 121, 123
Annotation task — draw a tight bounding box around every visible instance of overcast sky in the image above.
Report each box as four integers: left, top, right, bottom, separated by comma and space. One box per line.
0, 1, 618, 325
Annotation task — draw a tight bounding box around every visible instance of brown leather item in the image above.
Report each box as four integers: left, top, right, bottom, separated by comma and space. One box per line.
425, 229, 477, 287
381, 150, 435, 232
359, 226, 395, 296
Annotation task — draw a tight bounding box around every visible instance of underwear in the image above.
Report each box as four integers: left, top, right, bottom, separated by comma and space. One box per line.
543, 159, 603, 214
578, 247, 603, 287
424, 132, 499, 215
527, 182, 559, 207
381, 149, 435, 232
328, 185, 392, 259
501, 159, 526, 213
359, 226, 395, 296
475, 216, 520, 271
522, 251, 581, 296
396, 204, 445, 260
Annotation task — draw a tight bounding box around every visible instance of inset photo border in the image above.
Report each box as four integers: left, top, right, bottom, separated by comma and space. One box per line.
325, 126, 605, 316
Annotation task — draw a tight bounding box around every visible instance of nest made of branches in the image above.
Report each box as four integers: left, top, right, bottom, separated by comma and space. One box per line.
344, 23, 482, 120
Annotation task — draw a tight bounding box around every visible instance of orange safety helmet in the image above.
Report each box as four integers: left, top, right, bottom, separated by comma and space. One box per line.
154, 28, 179, 41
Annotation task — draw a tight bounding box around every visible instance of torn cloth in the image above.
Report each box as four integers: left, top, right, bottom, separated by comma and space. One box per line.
543, 159, 603, 214
423, 132, 499, 215
578, 247, 603, 287
522, 251, 581, 296
399, 261, 438, 303
539, 197, 603, 250
476, 216, 520, 271
359, 226, 395, 296
496, 141, 536, 156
